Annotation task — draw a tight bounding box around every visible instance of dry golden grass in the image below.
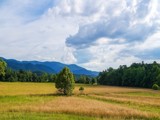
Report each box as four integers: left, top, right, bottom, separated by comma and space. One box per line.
1, 96, 159, 119
74, 85, 153, 95
0, 82, 160, 119
89, 94, 160, 108
0, 82, 56, 96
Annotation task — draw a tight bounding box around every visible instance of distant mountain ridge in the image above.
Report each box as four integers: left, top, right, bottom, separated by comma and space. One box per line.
1, 57, 99, 76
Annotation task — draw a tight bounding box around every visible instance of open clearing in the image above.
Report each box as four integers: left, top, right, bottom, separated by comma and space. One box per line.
0, 82, 160, 120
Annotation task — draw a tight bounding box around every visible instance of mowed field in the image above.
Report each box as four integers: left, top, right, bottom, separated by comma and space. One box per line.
0, 82, 160, 120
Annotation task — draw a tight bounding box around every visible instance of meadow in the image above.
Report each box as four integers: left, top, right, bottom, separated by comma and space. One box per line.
0, 82, 160, 120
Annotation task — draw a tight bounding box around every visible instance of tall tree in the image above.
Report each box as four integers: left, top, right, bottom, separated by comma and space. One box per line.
55, 67, 75, 95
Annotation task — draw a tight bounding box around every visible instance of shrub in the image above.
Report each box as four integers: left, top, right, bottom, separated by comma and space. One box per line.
152, 84, 159, 90
79, 86, 84, 94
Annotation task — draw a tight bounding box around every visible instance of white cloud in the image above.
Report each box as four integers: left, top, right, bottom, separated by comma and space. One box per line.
134, 32, 160, 51
0, 0, 160, 71
78, 42, 141, 71
0, 1, 78, 64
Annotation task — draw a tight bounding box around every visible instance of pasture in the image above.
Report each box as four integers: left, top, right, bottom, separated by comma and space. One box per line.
0, 82, 160, 120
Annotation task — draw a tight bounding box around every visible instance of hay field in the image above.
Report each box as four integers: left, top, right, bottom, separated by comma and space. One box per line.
0, 82, 160, 120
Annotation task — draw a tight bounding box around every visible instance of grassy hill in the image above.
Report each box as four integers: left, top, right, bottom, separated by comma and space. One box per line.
0, 82, 160, 120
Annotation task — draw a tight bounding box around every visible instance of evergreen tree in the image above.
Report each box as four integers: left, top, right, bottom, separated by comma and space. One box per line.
55, 67, 75, 95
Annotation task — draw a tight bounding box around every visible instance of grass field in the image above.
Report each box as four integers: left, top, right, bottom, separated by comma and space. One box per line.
0, 82, 160, 120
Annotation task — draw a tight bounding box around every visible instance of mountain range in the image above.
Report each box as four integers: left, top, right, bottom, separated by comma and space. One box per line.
1, 57, 99, 76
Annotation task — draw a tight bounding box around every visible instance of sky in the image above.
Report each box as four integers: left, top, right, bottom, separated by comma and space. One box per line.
0, 0, 160, 71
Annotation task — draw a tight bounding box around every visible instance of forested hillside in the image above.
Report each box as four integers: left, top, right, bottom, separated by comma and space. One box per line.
98, 61, 160, 88
1, 58, 98, 76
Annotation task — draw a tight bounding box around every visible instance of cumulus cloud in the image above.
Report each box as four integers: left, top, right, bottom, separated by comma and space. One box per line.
66, 20, 158, 49
64, 0, 160, 70
66, 0, 159, 49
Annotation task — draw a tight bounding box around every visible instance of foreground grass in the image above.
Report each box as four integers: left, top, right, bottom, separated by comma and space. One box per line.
0, 82, 160, 120
0, 112, 99, 120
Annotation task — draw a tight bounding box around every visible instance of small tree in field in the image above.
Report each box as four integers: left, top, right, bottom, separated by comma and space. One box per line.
55, 67, 75, 95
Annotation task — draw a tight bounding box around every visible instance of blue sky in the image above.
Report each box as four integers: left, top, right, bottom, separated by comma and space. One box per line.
0, 0, 160, 71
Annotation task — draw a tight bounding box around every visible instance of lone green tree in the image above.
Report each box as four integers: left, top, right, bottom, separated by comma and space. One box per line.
55, 67, 75, 95
0, 58, 7, 76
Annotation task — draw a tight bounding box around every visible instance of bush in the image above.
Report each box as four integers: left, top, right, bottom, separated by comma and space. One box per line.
79, 86, 84, 91
79, 86, 84, 94
152, 84, 159, 90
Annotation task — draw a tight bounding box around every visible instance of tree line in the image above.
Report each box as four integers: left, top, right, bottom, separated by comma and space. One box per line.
76, 75, 97, 85
0, 68, 96, 84
97, 61, 160, 88
0, 68, 57, 82
0, 58, 96, 84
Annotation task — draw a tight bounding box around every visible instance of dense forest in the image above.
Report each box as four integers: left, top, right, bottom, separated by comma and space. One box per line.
98, 61, 160, 88
0, 68, 96, 84
0, 68, 56, 82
